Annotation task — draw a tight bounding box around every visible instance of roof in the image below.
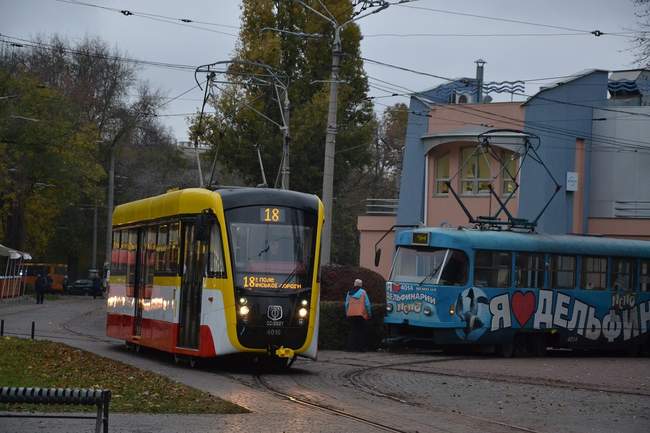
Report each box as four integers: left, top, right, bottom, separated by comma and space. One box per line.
421, 127, 530, 154
113, 188, 222, 226
395, 227, 650, 258
523, 69, 608, 105
112, 187, 321, 227
0, 244, 31, 260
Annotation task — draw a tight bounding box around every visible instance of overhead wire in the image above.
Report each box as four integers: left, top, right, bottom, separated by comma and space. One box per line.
393, 3, 630, 38
54, 0, 238, 37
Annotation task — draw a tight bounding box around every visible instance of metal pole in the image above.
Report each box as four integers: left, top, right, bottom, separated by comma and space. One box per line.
1, 319, 4, 336
320, 27, 341, 265
281, 89, 291, 190
31, 321, 35, 339
92, 205, 98, 271
105, 145, 115, 276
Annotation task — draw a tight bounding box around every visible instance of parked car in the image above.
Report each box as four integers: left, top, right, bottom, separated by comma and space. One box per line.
67, 279, 94, 296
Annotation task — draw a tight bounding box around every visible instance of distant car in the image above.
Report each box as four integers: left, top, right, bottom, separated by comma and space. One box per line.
67, 279, 94, 296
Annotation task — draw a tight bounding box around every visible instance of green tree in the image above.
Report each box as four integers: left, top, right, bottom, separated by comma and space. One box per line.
0, 70, 104, 255
194, 0, 376, 264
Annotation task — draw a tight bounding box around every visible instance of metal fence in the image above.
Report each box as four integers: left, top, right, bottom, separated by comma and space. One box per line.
365, 198, 398, 215
614, 201, 650, 218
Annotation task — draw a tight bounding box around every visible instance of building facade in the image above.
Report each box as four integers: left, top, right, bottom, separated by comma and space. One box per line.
359, 69, 650, 278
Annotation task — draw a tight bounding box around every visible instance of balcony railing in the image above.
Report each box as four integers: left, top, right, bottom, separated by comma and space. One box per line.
365, 198, 398, 215
614, 201, 650, 218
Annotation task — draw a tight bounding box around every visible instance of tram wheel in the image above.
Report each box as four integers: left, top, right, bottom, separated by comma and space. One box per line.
498, 341, 515, 358
528, 335, 547, 357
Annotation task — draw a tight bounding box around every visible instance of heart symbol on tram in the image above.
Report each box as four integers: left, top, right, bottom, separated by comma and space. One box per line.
511, 291, 536, 327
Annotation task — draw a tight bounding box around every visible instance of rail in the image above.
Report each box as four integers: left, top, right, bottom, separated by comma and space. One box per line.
0, 387, 111, 433
614, 201, 650, 218
365, 198, 398, 215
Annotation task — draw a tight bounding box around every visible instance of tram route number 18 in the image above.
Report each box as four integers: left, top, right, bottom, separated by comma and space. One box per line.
261, 207, 284, 223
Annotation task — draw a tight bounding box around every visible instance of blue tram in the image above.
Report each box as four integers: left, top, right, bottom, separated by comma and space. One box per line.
383, 228, 650, 356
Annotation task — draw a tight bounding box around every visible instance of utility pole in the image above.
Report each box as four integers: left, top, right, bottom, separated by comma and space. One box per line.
104, 145, 115, 277
295, 0, 391, 265
320, 28, 341, 265
281, 89, 291, 190
92, 204, 98, 270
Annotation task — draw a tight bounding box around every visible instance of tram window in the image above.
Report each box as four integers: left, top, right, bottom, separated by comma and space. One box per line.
168, 222, 180, 274
208, 223, 226, 277
390, 247, 468, 285
156, 224, 169, 272
610, 258, 634, 292
125, 229, 138, 290
438, 250, 468, 286
515, 252, 544, 289
474, 251, 512, 288
550, 255, 576, 289
111, 230, 124, 277
581, 256, 607, 290
641, 260, 650, 292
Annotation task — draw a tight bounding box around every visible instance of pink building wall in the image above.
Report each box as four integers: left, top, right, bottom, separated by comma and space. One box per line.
357, 215, 396, 279
428, 102, 524, 133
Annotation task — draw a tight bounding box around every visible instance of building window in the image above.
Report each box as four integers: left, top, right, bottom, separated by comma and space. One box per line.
550, 255, 576, 289
461, 147, 491, 195
434, 153, 450, 195
611, 258, 634, 291
515, 252, 544, 289
641, 260, 649, 292
502, 151, 518, 196
474, 250, 512, 288
581, 256, 607, 290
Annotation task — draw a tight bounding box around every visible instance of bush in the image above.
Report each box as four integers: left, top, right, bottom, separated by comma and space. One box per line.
318, 301, 386, 350
320, 264, 386, 304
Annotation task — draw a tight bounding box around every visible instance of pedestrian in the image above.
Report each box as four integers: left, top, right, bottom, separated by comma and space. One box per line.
92, 275, 102, 299
345, 278, 372, 352
34, 273, 45, 304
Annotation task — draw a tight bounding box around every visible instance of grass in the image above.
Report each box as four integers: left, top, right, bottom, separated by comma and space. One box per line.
0, 337, 247, 414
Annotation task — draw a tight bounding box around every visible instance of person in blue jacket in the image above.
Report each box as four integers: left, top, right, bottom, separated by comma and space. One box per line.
345, 278, 372, 351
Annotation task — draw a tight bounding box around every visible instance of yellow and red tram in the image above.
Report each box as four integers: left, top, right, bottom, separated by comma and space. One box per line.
107, 187, 323, 363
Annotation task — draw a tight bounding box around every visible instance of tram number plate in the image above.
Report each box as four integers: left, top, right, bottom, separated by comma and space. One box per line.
267, 328, 282, 336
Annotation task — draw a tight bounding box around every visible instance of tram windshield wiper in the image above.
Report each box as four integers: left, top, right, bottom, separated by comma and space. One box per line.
278, 263, 302, 289
419, 249, 451, 285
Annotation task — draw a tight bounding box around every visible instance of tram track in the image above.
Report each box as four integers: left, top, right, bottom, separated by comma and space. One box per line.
322, 357, 650, 398
342, 360, 547, 433
253, 374, 416, 433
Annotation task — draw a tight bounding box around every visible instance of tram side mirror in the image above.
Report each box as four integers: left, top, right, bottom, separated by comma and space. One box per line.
196, 212, 212, 242
374, 248, 382, 267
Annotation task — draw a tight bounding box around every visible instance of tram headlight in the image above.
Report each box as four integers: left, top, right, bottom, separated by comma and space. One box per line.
301, 299, 308, 307
298, 307, 308, 318
386, 303, 393, 313
239, 305, 250, 316
239, 297, 247, 305
423, 306, 432, 316
449, 304, 455, 316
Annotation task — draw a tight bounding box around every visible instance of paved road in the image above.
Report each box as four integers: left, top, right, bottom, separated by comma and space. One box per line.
1, 297, 649, 433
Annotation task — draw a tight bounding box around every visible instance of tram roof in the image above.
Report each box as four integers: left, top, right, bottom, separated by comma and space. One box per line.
113, 187, 321, 227
396, 228, 650, 258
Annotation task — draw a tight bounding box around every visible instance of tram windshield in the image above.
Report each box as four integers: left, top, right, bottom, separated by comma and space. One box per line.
390, 246, 468, 286
226, 206, 317, 290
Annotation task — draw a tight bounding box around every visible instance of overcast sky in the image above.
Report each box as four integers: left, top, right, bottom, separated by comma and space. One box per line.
0, 0, 641, 141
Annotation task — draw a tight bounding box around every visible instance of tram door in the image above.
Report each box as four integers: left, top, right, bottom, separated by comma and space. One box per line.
177, 221, 207, 349
132, 230, 145, 337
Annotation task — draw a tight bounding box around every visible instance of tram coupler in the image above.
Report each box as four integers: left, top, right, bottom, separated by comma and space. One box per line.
274, 346, 295, 358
